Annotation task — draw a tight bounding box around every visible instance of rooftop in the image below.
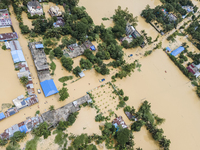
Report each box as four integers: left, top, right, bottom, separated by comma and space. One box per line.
41, 94, 91, 127
48, 6, 62, 17
0, 9, 12, 28
112, 116, 128, 129
0, 32, 18, 41
29, 42, 51, 82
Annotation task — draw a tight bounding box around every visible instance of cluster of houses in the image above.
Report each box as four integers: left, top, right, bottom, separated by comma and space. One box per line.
27, 0, 65, 28
0, 9, 18, 42
121, 24, 146, 48
0, 115, 43, 140
0, 94, 91, 141
63, 40, 96, 58
0, 39, 40, 122
28, 42, 58, 97
0, 94, 39, 121
48, 6, 65, 28
166, 46, 200, 78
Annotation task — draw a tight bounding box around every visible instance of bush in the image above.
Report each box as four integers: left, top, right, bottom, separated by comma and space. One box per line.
95, 114, 105, 122
2, 45, 6, 50
73, 66, 82, 77
131, 120, 145, 131
124, 96, 129, 101
59, 87, 69, 101
58, 76, 73, 82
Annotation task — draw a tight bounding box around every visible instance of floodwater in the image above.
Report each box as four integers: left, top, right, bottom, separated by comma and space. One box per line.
1, 0, 200, 150
0, 48, 25, 112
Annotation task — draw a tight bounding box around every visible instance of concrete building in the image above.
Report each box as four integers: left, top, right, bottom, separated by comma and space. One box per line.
41, 94, 91, 127
29, 42, 51, 82
63, 41, 96, 58
48, 6, 62, 17
0, 32, 18, 41
29, 42, 58, 97
27, 0, 43, 16
125, 24, 145, 48
0, 9, 12, 28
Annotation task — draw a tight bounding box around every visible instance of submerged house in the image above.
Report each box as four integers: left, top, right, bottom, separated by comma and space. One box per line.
63, 40, 95, 58
171, 46, 185, 56
27, 0, 43, 16
125, 24, 145, 48
187, 63, 200, 77
112, 116, 128, 130
53, 17, 65, 28
4, 107, 19, 118
48, 6, 62, 17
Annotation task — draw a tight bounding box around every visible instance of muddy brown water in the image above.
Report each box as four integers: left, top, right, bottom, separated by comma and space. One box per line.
1, 0, 200, 149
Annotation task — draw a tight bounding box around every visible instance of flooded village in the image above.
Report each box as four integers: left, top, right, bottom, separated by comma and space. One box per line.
1, 0, 200, 150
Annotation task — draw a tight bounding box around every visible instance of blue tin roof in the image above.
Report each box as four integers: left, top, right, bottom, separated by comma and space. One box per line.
40, 79, 58, 97
0, 112, 6, 120
35, 44, 44, 49
19, 125, 28, 133
171, 46, 185, 56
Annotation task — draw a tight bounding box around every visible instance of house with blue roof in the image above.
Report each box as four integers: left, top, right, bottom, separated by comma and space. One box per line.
11, 50, 25, 64
171, 46, 185, 56
0, 112, 6, 121
40, 79, 58, 97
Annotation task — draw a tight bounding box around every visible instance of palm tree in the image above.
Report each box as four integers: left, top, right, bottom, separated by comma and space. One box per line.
49, 105, 54, 111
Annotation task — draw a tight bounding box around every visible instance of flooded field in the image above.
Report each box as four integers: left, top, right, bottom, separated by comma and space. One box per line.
1, 0, 200, 149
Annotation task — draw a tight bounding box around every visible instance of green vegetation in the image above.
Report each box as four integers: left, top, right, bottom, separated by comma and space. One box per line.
10, 131, 26, 145
131, 120, 145, 131
102, 17, 109, 21
50, 61, 56, 75
136, 101, 171, 149
59, 87, 69, 101
53, 130, 68, 147
35, 110, 40, 116
19, 76, 29, 87
0, 138, 8, 146
32, 122, 51, 139
49, 105, 55, 111
25, 136, 39, 150
144, 50, 152, 56
57, 112, 79, 131
141, 4, 183, 33
168, 54, 196, 80
61, 56, 74, 72
58, 76, 73, 83
95, 113, 105, 122
2, 45, 6, 50
80, 58, 93, 70
73, 66, 82, 77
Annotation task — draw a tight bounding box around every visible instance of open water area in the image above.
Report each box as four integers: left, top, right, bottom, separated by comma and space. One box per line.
1, 0, 200, 149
